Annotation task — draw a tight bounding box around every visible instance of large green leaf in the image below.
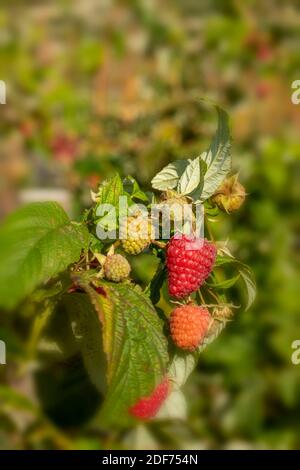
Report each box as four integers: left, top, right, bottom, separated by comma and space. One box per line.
200, 107, 231, 201
73, 274, 168, 424
0, 202, 89, 310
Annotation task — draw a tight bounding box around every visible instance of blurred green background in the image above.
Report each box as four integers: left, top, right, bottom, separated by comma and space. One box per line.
0, 0, 300, 450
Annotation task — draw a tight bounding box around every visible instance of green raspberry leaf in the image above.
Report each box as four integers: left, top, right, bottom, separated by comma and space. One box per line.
214, 253, 256, 310
156, 388, 187, 420
93, 174, 124, 236
0, 202, 89, 310
144, 262, 166, 306
206, 273, 240, 289
177, 154, 207, 196
168, 318, 228, 389
200, 106, 231, 201
95, 174, 124, 206
168, 353, 197, 388
238, 263, 256, 311
73, 274, 169, 425
151, 106, 231, 202
123, 175, 149, 202
151, 160, 189, 191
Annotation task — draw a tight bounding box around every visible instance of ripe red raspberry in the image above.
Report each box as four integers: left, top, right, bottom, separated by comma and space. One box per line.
166, 235, 216, 298
129, 377, 170, 420
170, 305, 211, 351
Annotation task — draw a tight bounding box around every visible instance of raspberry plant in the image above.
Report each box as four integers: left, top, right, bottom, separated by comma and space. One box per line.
0, 106, 255, 425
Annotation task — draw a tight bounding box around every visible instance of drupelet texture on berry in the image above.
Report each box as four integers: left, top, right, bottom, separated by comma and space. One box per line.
129, 377, 170, 420
122, 238, 149, 255
104, 254, 131, 282
121, 216, 153, 255
166, 235, 217, 298
170, 305, 211, 351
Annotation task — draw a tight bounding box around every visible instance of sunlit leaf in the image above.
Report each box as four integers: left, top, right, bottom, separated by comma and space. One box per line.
200, 107, 231, 201
177, 154, 206, 196
151, 160, 189, 191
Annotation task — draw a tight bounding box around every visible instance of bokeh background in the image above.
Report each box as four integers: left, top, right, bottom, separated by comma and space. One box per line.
0, 0, 300, 450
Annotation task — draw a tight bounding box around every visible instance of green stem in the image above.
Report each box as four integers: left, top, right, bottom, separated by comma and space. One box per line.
26, 303, 53, 360
198, 289, 206, 305
207, 288, 221, 304
205, 213, 215, 242
205, 214, 227, 303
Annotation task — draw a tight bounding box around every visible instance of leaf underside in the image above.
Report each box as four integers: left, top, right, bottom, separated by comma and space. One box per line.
200, 106, 232, 201
151, 106, 231, 203
151, 160, 189, 191
169, 318, 228, 389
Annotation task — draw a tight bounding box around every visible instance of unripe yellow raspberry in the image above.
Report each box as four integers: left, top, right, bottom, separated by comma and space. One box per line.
159, 190, 190, 222
104, 254, 131, 282
121, 216, 153, 255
